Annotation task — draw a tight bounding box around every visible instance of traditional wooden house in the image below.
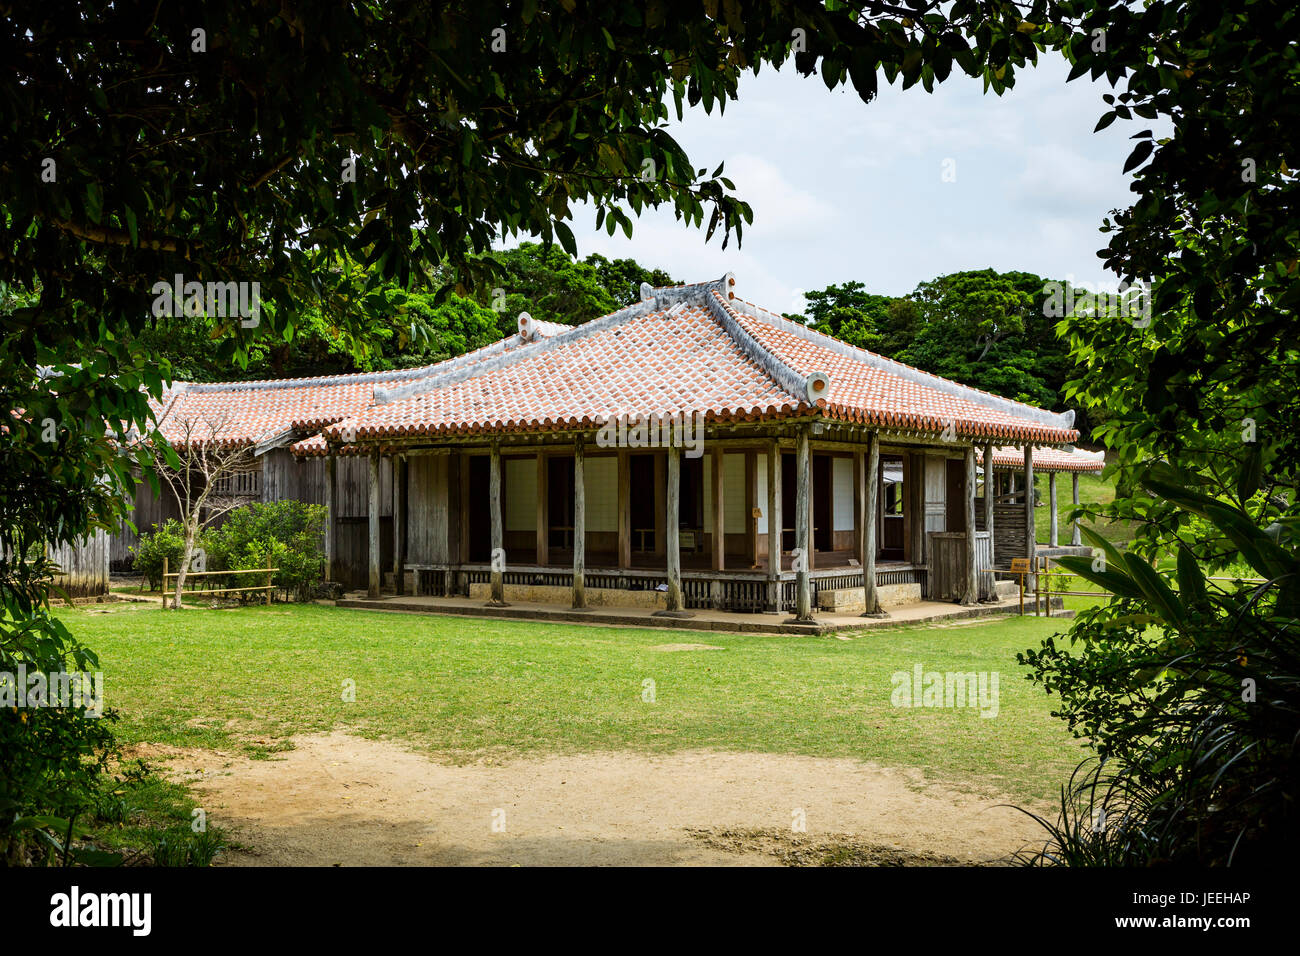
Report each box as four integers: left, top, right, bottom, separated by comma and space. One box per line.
129, 275, 1103, 618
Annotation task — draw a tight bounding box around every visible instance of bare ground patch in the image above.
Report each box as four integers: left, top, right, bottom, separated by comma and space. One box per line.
147, 731, 1045, 866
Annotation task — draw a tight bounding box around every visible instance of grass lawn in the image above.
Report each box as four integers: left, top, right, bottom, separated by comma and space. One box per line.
61, 602, 1090, 803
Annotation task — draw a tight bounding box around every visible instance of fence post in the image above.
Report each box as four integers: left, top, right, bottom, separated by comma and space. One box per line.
162, 556, 168, 610
266, 553, 273, 606
1044, 556, 1051, 617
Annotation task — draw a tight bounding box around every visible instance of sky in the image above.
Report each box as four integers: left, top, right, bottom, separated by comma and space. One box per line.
515, 54, 1159, 315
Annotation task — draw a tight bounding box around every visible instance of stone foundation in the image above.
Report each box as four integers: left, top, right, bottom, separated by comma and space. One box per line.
816, 582, 922, 613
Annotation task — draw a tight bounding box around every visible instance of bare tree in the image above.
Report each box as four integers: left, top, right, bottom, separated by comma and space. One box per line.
148, 412, 259, 609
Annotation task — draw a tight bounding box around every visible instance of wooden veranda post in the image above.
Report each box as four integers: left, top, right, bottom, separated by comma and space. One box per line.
617, 449, 631, 569
572, 435, 587, 609
1049, 471, 1059, 547
655, 444, 690, 617
862, 430, 885, 617
394, 455, 407, 595
324, 450, 337, 583
767, 439, 782, 613
983, 441, 994, 568
1071, 472, 1082, 546
367, 448, 380, 600
711, 446, 725, 573
487, 441, 506, 606
1024, 445, 1036, 593
535, 451, 548, 567
791, 423, 814, 623
962, 444, 978, 606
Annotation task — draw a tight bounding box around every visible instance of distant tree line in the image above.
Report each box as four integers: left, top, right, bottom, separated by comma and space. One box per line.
788, 269, 1097, 443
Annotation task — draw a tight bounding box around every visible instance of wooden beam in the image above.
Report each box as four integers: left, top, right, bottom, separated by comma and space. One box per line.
573, 435, 586, 609
535, 451, 548, 566
617, 449, 631, 569
1071, 472, 1082, 546
393, 456, 407, 595
792, 423, 814, 622
1049, 471, 1059, 547
324, 451, 337, 583
863, 431, 885, 616
962, 445, 978, 606
711, 446, 725, 572
983, 441, 995, 567
487, 441, 506, 606
367, 448, 381, 600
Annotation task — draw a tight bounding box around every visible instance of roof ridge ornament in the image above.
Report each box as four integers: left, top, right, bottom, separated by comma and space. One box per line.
805, 372, 831, 405
517, 311, 537, 342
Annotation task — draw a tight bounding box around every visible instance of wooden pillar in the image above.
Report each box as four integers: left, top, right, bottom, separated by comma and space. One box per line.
983, 441, 995, 568
711, 446, 725, 572
573, 435, 586, 609
617, 449, 631, 569
806, 450, 816, 571
324, 451, 337, 583
767, 440, 782, 612
535, 451, 548, 566
1071, 472, 1082, 546
746, 451, 759, 568
393, 456, 407, 595
792, 424, 814, 622
1024, 445, 1036, 589
962, 444, 978, 606
487, 441, 506, 606
1049, 471, 1059, 547
655, 445, 689, 617
862, 431, 885, 617
367, 448, 381, 600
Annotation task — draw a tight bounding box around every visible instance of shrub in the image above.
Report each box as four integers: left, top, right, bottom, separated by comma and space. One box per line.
1018, 462, 1300, 866
130, 519, 190, 590
0, 605, 119, 865
203, 501, 325, 602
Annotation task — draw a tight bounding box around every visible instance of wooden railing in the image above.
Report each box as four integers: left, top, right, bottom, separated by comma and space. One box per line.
161, 555, 276, 609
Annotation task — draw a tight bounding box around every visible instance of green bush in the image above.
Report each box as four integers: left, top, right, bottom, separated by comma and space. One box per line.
130, 519, 189, 590
204, 501, 325, 602
0, 603, 119, 865
1018, 462, 1300, 866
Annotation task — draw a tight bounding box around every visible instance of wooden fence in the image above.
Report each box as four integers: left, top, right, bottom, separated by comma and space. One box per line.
161, 556, 277, 609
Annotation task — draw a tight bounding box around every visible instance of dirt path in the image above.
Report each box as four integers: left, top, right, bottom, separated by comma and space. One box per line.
149, 732, 1045, 866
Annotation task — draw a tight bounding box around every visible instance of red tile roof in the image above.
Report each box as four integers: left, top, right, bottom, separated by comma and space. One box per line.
148, 276, 1082, 454
151, 319, 569, 448
990, 445, 1106, 473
